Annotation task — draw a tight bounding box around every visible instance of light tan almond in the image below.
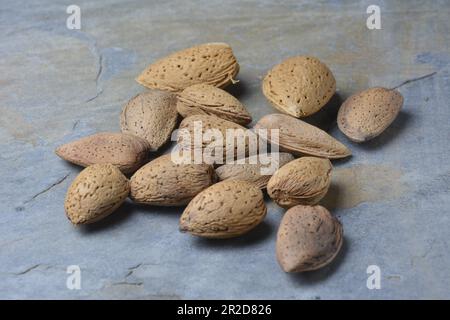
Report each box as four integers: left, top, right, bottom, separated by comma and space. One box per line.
120, 90, 178, 151
179, 180, 267, 238
262, 56, 336, 118
254, 114, 351, 159
337, 87, 404, 142
176, 83, 252, 125
177, 115, 255, 163
215, 153, 294, 189
267, 157, 332, 208
130, 154, 215, 206
276, 205, 343, 272
136, 43, 239, 92
55, 132, 150, 174
65, 164, 130, 225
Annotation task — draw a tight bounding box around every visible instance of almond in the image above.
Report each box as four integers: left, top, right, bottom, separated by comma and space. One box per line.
120, 90, 178, 151
276, 205, 343, 272
55, 132, 151, 174
267, 157, 332, 208
177, 115, 255, 163
177, 83, 252, 125
254, 114, 351, 159
65, 164, 130, 225
215, 153, 294, 189
262, 56, 336, 118
179, 180, 267, 238
337, 87, 404, 142
130, 154, 215, 206
136, 43, 239, 92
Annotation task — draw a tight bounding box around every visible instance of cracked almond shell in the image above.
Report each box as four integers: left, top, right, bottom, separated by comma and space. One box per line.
254, 114, 351, 159
55, 132, 151, 174
177, 83, 252, 125
177, 115, 254, 163
130, 154, 215, 206
337, 87, 404, 142
179, 180, 267, 238
276, 205, 343, 272
136, 43, 239, 92
120, 90, 178, 151
215, 153, 294, 189
267, 157, 332, 208
262, 56, 336, 118
65, 164, 130, 225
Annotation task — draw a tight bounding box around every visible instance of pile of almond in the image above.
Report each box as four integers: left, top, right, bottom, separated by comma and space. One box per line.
56, 43, 403, 273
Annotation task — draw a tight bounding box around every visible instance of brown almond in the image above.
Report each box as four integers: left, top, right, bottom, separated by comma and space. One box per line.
337, 87, 404, 142
215, 153, 294, 189
136, 43, 239, 92
254, 114, 351, 159
120, 90, 178, 151
276, 205, 343, 272
177, 83, 252, 125
177, 115, 255, 163
130, 154, 215, 206
262, 56, 336, 118
267, 157, 332, 208
65, 164, 130, 225
55, 132, 150, 174
179, 180, 267, 238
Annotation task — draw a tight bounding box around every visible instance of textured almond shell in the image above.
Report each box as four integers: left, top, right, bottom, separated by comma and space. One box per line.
120, 90, 178, 151
262, 56, 336, 118
136, 43, 239, 92
179, 180, 267, 238
337, 87, 404, 142
267, 157, 332, 208
55, 132, 151, 174
65, 164, 130, 225
177, 114, 254, 163
276, 205, 343, 272
254, 114, 351, 159
215, 153, 294, 189
177, 83, 252, 125
130, 154, 215, 206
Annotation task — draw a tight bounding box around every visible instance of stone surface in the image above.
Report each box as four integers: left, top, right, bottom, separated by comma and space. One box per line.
0, 0, 449, 299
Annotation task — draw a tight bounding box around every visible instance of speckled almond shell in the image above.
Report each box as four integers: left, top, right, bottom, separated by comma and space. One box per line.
254, 114, 351, 159
215, 153, 294, 189
276, 205, 343, 272
129, 154, 215, 206
337, 87, 404, 142
262, 56, 336, 118
136, 43, 240, 92
55, 132, 151, 174
177, 115, 254, 163
176, 83, 252, 125
179, 180, 267, 238
65, 164, 130, 225
267, 157, 332, 208
120, 90, 178, 151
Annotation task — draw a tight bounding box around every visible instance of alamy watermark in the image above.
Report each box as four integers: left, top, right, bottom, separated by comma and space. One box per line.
66, 5, 81, 30
366, 265, 381, 289
366, 5, 381, 30
66, 265, 81, 290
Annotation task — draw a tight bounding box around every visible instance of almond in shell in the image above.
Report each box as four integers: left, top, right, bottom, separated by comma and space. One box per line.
136, 43, 239, 92
262, 56, 336, 118
120, 90, 178, 151
267, 157, 332, 208
177, 83, 252, 125
215, 153, 294, 189
254, 114, 351, 159
179, 180, 267, 238
130, 154, 215, 206
276, 205, 343, 272
55, 132, 151, 174
65, 164, 130, 225
337, 87, 404, 142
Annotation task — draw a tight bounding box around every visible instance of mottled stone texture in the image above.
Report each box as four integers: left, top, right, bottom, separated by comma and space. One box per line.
1, 0, 449, 299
